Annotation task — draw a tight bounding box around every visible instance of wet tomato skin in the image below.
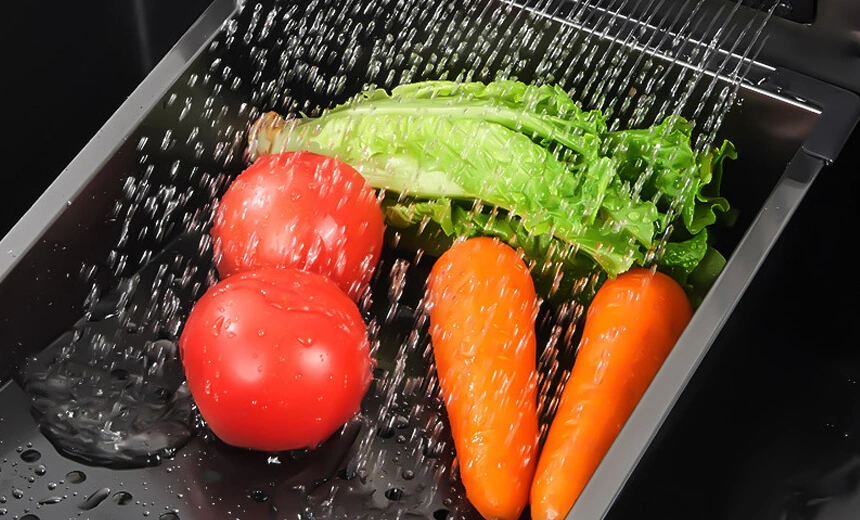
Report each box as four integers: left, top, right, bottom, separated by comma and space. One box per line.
178, 267, 374, 451
210, 151, 385, 301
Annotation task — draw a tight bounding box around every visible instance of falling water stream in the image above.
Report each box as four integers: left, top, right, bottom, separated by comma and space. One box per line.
5, 0, 783, 518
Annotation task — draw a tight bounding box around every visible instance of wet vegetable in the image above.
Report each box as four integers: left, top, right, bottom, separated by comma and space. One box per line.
248, 80, 736, 305
530, 267, 693, 520
426, 237, 540, 520
210, 150, 385, 301
178, 267, 374, 452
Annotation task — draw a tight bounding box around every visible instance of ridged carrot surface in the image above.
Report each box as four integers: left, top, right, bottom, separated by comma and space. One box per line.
426, 237, 540, 520
531, 267, 693, 520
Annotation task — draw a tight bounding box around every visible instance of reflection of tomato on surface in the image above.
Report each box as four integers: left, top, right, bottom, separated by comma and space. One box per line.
210, 151, 385, 301
178, 267, 374, 452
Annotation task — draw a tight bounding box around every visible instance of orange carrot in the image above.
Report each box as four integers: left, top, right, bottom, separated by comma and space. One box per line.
530, 267, 693, 520
426, 237, 540, 520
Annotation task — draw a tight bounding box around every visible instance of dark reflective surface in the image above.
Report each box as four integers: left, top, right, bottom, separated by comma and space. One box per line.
2, 0, 214, 240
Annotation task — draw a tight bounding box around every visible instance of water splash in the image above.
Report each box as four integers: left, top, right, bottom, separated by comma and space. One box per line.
13, 0, 780, 518
19, 234, 211, 468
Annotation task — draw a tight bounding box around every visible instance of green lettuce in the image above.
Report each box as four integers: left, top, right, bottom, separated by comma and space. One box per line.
248, 79, 736, 305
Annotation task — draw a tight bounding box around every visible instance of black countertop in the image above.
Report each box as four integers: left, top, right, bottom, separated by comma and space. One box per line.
3, 2, 859, 519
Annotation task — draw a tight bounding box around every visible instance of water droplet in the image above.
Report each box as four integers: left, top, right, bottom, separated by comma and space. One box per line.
112, 491, 133, 505
337, 465, 358, 481
79, 487, 111, 510
65, 471, 86, 484
384, 487, 403, 501
20, 449, 41, 463
423, 442, 445, 458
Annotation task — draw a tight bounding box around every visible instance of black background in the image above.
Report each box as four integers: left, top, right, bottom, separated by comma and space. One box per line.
2, 1, 859, 519
0, 0, 213, 238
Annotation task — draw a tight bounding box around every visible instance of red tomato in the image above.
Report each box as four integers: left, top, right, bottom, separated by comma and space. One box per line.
211, 151, 385, 300
178, 267, 374, 451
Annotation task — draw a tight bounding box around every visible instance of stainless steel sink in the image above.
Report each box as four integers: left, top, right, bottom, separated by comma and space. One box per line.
1, 1, 858, 519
